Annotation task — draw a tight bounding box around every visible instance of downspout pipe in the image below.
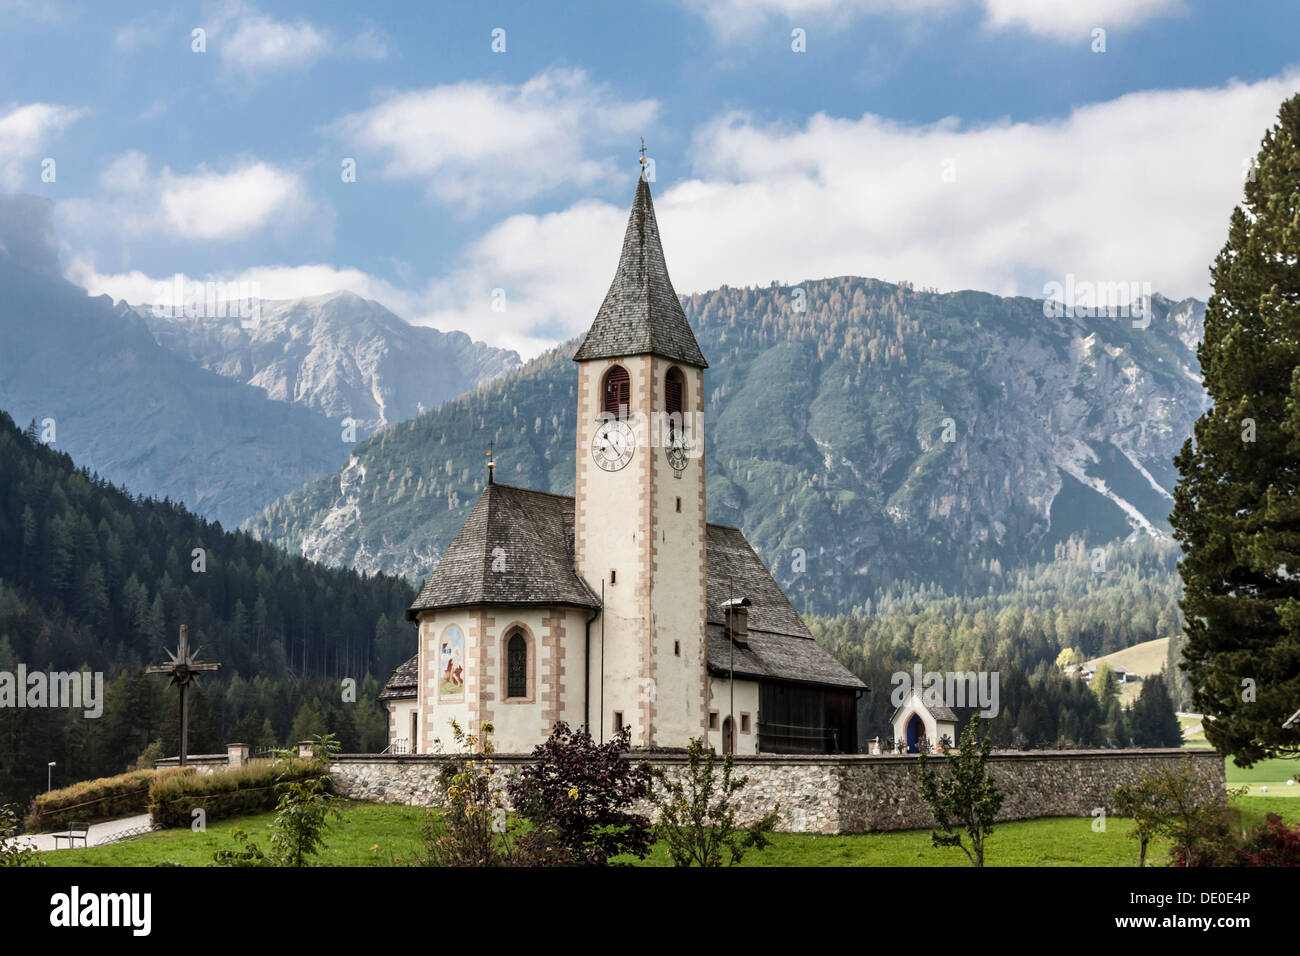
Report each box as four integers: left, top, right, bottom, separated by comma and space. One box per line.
583, 603, 599, 736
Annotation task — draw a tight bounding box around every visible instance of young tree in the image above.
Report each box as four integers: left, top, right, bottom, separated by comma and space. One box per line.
1111, 774, 1173, 867
506, 722, 653, 865
917, 715, 1006, 866
648, 738, 779, 867
1171, 92, 1300, 765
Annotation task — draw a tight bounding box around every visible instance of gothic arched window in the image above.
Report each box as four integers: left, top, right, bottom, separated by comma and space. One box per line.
507, 631, 528, 700
664, 366, 684, 438
602, 365, 630, 417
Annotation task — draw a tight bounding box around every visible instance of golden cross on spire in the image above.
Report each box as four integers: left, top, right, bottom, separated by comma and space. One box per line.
486, 440, 495, 485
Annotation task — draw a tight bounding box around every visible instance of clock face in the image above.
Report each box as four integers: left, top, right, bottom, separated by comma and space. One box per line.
592, 420, 636, 472
665, 438, 689, 473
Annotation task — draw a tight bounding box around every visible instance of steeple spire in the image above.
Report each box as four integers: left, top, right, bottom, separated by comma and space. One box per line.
573, 153, 708, 368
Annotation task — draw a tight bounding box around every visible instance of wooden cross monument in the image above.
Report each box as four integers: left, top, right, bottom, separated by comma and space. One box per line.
146, 625, 221, 767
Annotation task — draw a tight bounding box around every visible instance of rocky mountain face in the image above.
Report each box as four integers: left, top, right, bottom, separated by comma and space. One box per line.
0, 196, 354, 529
246, 277, 1207, 614
137, 292, 520, 435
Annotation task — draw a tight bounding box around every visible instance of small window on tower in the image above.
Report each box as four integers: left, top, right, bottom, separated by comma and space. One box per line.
741, 714, 751, 734
674, 640, 680, 656
614, 711, 624, 732
665, 366, 685, 438
708, 711, 719, 730
610, 569, 616, 585
602, 365, 631, 417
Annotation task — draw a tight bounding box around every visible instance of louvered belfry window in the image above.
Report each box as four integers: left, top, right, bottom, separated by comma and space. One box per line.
603, 365, 630, 416
665, 367, 684, 437
507, 632, 527, 699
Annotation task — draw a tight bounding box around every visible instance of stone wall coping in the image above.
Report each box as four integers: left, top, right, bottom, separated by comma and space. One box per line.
330, 746, 1218, 767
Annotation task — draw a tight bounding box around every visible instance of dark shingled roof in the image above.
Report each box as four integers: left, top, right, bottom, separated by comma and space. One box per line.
890, 695, 958, 723
380, 655, 418, 700
705, 525, 810, 639
403, 485, 862, 693
572, 173, 708, 368
406, 483, 600, 619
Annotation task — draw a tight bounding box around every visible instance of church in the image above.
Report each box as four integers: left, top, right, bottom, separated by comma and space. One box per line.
381, 159, 865, 756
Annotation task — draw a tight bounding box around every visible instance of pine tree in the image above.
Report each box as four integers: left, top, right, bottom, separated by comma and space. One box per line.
1131, 674, 1183, 748
1171, 92, 1300, 764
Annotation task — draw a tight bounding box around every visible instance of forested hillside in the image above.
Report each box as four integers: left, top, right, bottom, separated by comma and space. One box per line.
248, 276, 1206, 615
0, 411, 415, 807
810, 536, 1187, 747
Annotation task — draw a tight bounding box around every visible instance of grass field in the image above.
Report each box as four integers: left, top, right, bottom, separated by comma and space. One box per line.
1224, 756, 1300, 797
39, 795, 1300, 868
1084, 637, 1171, 706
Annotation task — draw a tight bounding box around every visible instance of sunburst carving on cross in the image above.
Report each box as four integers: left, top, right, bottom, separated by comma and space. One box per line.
146, 625, 221, 767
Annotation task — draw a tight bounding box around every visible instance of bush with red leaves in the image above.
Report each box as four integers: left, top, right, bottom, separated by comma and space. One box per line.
507, 722, 654, 866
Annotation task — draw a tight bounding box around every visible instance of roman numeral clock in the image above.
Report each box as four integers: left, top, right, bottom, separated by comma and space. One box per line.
591, 418, 635, 471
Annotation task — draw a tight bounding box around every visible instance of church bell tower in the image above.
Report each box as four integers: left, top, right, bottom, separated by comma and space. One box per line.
572, 155, 709, 748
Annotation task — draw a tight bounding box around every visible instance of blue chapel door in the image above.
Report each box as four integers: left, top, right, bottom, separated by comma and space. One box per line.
906, 714, 923, 753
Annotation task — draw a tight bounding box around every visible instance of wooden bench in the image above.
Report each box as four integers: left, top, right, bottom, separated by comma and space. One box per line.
52, 822, 89, 848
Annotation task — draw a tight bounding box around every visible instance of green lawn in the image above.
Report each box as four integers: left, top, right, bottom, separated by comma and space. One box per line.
1224, 755, 1300, 797
39, 795, 1300, 868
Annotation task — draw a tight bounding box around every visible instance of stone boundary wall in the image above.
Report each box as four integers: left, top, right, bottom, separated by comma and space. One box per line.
329, 747, 1225, 834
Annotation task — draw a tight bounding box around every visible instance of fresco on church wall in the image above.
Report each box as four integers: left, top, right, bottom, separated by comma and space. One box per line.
439, 625, 465, 701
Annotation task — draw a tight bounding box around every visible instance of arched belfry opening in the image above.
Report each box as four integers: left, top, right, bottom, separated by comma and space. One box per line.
665, 366, 684, 438
602, 364, 630, 417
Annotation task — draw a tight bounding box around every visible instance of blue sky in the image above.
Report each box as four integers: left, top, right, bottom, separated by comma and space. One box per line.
3, 0, 1299, 355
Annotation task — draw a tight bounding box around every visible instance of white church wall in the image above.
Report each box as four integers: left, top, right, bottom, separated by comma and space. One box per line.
707, 676, 760, 755
418, 606, 590, 754
418, 611, 475, 754
386, 698, 417, 753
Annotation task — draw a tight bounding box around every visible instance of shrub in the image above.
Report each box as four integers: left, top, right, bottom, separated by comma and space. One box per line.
648, 738, 779, 867
211, 735, 342, 867
400, 721, 532, 867
507, 722, 653, 866
1, 804, 43, 867
149, 758, 320, 829
26, 767, 193, 832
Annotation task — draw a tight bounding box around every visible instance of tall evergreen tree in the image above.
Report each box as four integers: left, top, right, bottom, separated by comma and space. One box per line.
1130, 674, 1183, 748
1171, 93, 1300, 764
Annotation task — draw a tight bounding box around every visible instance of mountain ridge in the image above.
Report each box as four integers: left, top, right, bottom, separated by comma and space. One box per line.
245, 276, 1207, 614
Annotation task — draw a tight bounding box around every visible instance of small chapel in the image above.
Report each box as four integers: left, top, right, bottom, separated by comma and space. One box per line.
381, 158, 864, 756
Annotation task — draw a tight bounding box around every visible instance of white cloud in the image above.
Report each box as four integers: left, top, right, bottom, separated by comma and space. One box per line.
68, 260, 411, 314
385, 71, 1300, 358
203, 1, 390, 74
981, 0, 1184, 41
331, 67, 658, 210
114, 16, 165, 53
0, 102, 84, 189
64, 153, 315, 241
682, 0, 1184, 41
206, 0, 331, 72
67, 72, 1300, 364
